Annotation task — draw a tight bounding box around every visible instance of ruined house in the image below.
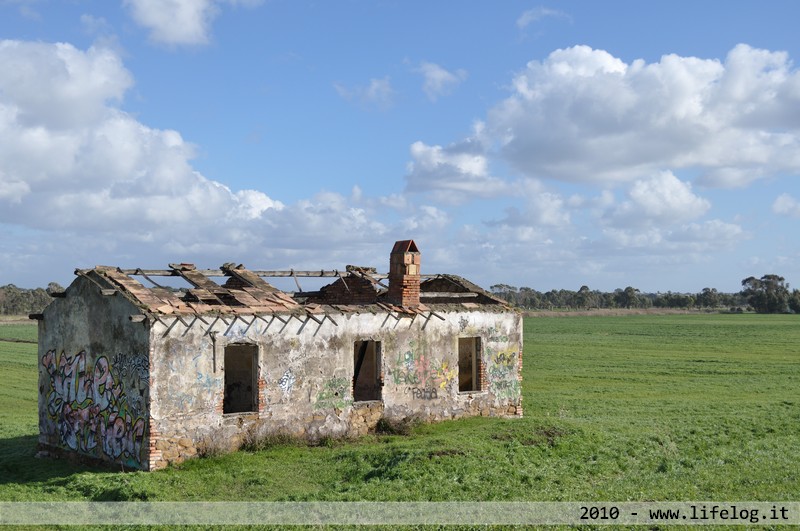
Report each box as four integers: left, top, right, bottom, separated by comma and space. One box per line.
34, 240, 523, 470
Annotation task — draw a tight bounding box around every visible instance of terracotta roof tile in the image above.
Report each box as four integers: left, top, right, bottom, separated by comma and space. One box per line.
79, 263, 503, 317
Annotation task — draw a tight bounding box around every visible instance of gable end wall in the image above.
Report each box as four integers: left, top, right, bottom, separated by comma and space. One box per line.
37, 275, 151, 470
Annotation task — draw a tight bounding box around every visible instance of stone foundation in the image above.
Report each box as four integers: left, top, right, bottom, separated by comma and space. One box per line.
348, 401, 385, 437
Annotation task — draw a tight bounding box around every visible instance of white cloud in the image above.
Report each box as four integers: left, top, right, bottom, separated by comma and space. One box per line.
489, 179, 570, 228
401, 205, 450, 232
0, 170, 30, 202
600, 219, 744, 254
0, 40, 282, 241
416, 61, 467, 101
670, 220, 745, 246
0, 39, 440, 284
80, 14, 112, 36
486, 44, 800, 187
773, 193, 800, 217
606, 171, 710, 227
0, 40, 131, 128
124, 0, 217, 45
123, 0, 263, 46
404, 138, 508, 202
516, 7, 571, 29
334, 77, 394, 109
528, 191, 569, 226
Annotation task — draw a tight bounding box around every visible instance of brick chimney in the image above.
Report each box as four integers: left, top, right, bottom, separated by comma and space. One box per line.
387, 240, 420, 307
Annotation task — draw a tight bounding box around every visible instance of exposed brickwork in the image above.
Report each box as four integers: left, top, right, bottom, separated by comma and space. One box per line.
310, 275, 378, 305
148, 425, 162, 471
387, 240, 421, 307
478, 351, 486, 391
258, 377, 268, 413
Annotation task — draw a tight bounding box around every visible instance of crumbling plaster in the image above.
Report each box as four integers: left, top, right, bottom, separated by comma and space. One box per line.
147, 308, 522, 469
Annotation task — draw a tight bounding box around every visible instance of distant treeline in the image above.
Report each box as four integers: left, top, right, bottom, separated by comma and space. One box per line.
489, 284, 749, 311
3, 273, 799, 315
0, 283, 64, 315
491, 274, 800, 314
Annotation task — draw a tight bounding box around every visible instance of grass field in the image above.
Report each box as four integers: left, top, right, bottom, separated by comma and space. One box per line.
0, 314, 798, 504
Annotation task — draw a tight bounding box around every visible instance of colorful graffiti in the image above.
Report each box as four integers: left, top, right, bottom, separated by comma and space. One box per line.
314, 376, 351, 410
486, 327, 509, 343
387, 344, 457, 391
489, 349, 517, 368
111, 351, 149, 417
487, 346, 521, 400
41, 349, 147, 466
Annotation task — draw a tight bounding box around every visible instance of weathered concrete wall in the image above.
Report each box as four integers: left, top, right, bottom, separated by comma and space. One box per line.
148, 308, 522, 469
37, 275, 150, 469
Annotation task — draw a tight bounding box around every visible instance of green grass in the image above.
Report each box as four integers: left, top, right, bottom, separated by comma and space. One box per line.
0, 321, 38, 343
1, 314, 798, 503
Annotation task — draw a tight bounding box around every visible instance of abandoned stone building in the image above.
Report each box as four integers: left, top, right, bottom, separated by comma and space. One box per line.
34, 240, 523, 470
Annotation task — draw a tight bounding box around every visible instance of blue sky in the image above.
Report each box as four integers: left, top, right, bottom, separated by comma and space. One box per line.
1, 0, 800, 294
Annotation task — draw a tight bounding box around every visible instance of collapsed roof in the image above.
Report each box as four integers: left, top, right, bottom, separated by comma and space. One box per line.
69, 262, 511, 319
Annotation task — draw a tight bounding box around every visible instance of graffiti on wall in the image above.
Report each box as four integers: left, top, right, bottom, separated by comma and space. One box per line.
223, 318, 280, 340
490, 349, 517, 368
487, 346, 521, 400
111, 351, 149, 417
406, 386, 438, 400
314, 376, 350, 410
386, 343, 457, 393
486, 327, 509, 343
163, 340, 218, 412
278, 368, 295, 400
41, 349, 147, 465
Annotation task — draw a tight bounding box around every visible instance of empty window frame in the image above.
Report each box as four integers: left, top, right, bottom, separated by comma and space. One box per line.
458, 337, 482, 392
353, 340, 381, 402
223, 343, 258, 414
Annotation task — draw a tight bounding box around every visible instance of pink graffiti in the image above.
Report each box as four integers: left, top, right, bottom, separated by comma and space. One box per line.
42, 350, 146, 465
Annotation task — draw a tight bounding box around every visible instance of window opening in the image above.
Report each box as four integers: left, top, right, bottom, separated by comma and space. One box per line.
458, 337, 481, 392
223, 343, 258, 413
353, 340, 381, 401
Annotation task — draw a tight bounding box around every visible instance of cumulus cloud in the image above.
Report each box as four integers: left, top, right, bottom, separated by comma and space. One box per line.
0, 38, 453, 284
489, 179, 571, 228
605, 172, 710, 227
124, 0, 263, 46
0, 40, 131, 128
334, 77, 395, 109
401, 205, 450, 232
416, 61, 467, 101
773, 193, 800, 217
0, 39, 282, 241
404, 137, 509, 202
486, 44, 800, 187
124, 0, 218, 45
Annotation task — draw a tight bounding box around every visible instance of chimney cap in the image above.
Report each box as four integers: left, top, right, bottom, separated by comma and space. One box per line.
391, 240, 419, 253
